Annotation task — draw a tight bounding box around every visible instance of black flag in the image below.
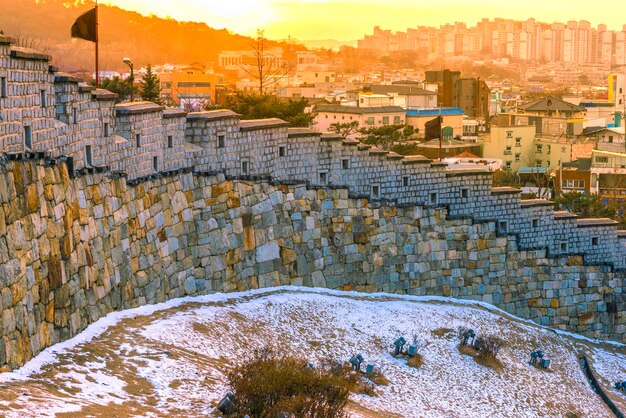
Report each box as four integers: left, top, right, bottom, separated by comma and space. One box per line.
71, 8, 97, 42
424, 115, 442, 140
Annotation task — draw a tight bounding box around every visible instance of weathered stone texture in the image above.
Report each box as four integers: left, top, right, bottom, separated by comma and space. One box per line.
0, 159, 622, 371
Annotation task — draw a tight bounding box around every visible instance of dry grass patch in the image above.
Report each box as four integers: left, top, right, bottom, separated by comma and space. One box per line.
432, 328, 455, 338
406, 354, 425, 369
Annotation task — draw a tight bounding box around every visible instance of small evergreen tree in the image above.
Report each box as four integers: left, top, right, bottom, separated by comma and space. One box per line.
139, 64, 162, 104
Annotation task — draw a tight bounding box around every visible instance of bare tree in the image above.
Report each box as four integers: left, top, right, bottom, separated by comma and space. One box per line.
241, 29, 293, 95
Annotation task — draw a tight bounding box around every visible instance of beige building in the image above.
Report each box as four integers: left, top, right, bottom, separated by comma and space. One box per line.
313, 104, 405, 136
483, 125, 536, 172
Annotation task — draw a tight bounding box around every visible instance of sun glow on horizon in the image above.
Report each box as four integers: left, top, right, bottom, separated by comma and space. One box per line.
102, 0, 626, 42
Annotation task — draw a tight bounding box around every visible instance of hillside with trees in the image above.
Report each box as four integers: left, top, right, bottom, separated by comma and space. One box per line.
0, 0, 301, 72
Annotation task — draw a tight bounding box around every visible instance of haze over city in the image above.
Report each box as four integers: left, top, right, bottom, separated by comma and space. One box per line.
102, 0, 626, 41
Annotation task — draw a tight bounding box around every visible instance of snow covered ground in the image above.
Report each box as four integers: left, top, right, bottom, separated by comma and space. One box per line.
0, 287, 623, 417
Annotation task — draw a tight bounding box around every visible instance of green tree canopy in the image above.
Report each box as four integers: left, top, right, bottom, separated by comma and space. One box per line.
358, 124, 414, 150
219, 93, 315, 127
139, 64, 162, 104
555, 192, 616, 219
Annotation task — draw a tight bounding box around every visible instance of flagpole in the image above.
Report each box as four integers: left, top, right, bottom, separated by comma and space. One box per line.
439, 115, 443, 161
95, 0, 99, 87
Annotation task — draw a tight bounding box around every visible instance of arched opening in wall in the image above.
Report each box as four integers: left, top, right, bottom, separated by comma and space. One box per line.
153, 156, 159, 172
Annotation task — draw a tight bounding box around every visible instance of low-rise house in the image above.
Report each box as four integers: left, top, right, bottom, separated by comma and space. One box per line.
313, 104, 406, 136
556, 157, 591, 194
405, 108, 464, 139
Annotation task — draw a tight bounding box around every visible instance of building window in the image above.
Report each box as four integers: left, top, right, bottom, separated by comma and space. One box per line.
535, 144, 543, 153
461, 188, 469, 199
498, 221, 507, 233
515, 137, 521, 147
547, 145, 551, 154
591, 237, 598, 246
430, 192, 438, 205
504, 146, 512, 155
279, 146, 286, 157
394, 116, 401, 124
24, 126, 32, 150
402, 176, 409, 187
0, 77, 6, 98
560, 242, 568, 253
596, 156, 608, 163
104, 123, 109, 138
382, 116, 389, 125
371, 185, 380, 198
505, 161, 512, 170
367, 117, 375, 125
341, 158, 350, 169
72, 108, 78, 124
608, 135, 614, 143
319, 171, 328, 184
85, 145, 93, 166
136, 133, 141, 148
515, 153, 521, 162
535, 160, 542, 167
242, 160, 249, 175
532, 219, 539, 228
218, 135, 225, 148
152, 156, 158, 172
506, 130, 513, 138
167, 135, 173, 148
564, 179, 585, 188
40, 89, 46, 108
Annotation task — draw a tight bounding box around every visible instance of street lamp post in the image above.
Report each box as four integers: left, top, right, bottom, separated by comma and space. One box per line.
123, 57, 134, 102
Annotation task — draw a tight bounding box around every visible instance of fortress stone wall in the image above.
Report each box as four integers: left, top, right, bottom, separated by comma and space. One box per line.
0, 35, 623, 370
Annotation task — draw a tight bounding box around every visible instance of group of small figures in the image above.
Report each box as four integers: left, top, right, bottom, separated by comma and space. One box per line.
529, 349, 551, 369
393, 336, 418, 357
349, 353, 376, 375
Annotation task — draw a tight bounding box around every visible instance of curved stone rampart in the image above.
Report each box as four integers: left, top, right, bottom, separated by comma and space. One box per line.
0, 158, 622, 371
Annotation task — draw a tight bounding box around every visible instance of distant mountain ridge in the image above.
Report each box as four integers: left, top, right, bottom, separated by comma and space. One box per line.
0, 0, 300, 71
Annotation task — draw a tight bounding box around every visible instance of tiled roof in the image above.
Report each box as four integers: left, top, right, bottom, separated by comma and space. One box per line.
518, 96, 586, 113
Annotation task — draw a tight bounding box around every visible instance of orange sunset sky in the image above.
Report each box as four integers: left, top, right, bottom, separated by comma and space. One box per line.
102, 0, 626, 41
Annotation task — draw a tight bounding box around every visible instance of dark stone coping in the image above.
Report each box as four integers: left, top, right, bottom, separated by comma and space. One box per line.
342, 139, 359, 146
576, 218, 619, 228
115, 101, 164, 115
617, 230, 626, 238
78, 84, 96, 93
491, 186, 521, 194
187, 109, 241, 121
520, 199, 555, 208
10, 46, 51, 61
357, 144, 372, 150
554, 211, 579, 220
287, 128, 319, 138
239, 118, 289, 131
0, 35, 16, 45
163, 108, 188, 119
369, 148, 389, 155
48, 65, 59, 73
431, 161, 448, 167
446, 169, 492, 176
92, 89, 118, 100
402, 156, 431, 164
320, 133, 343, 141
387, 152, 404, 160
55, 72, 82, 83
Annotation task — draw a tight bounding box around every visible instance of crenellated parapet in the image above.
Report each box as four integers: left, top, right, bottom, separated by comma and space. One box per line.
0, 36, 625, 271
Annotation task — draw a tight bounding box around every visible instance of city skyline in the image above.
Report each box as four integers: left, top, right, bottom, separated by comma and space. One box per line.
102, 0, 626, 41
